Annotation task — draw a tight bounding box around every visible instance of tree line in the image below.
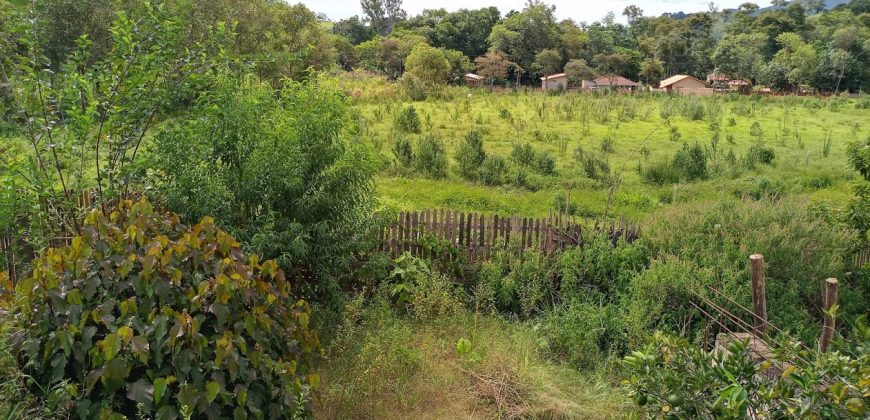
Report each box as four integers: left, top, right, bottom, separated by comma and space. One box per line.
0, 0, 868, 103
339, 0, 870, 92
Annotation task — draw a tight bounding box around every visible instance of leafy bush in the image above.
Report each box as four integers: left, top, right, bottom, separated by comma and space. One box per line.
640, 160, 681, 186
415, 135, 448, 179
644, 198, 856, 341
574, 146, 611, 182
536, 302, 626, 369
392, 136, 415, 168
479, 156, 509, 186
394, 105, 421, 134
147, 77, 375, 299
12, 201, 319, 418
624, 331, 869, 418
746, 143, 776, 167
535, 152, 556, 175
476, 252, 554, 317
510, 143, 536, 167
455, 129, 487, 181
559, 234, 647, 301
641, 143, 707, 185
672, 142, 707, 181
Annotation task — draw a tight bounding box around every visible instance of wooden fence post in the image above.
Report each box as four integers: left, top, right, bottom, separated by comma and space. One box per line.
750, 254, 768, 337
820, 278, 838, 353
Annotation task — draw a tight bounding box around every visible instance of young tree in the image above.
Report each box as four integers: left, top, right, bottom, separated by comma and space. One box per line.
564, 58, 596, 85
487, 0, 560, 78
404, 44, 450, 83
474, 51, 511, 91
533, 48, 563, 76
334, 15, 376, 45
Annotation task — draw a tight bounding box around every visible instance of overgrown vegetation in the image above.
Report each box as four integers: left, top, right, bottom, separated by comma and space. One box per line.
0, 0, 868, 417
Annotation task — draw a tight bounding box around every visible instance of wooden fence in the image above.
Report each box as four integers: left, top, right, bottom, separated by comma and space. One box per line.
375, 209, 640, 263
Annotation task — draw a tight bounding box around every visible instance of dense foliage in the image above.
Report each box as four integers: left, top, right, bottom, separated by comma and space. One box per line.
624, 330, 869, 418
147, 77, 376, 298
11, 200, 319, 418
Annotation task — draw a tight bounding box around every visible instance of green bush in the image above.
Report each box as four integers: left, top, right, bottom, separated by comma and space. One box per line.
672, 142, 707, 181
455, 129, 487, 181
746, 143, 776, 167
415, 135, 448, 179
640, 160, 680, 186
392, 136, 414, 168
559, 234, 647, 301
644, 198, 856, 341
479, 156, 509, 186
574, 146, 611, 182
536, 302, 626, 369
624, 331, 869, 418
535, 152, 556, 175
510, 143, 536, 167
12, 201, 319, 418
394, 105, 421, 134
147, 78, 375, 301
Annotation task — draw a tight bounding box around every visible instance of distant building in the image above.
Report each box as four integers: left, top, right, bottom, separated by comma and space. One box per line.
464, 73, 485, 87
583, 74, 639, 92
707, 72, 751, 93
660, 75, 708, 94
540, 73, 568, 91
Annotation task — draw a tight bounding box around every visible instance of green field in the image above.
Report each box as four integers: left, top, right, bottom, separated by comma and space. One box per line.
358, 91, 868, 220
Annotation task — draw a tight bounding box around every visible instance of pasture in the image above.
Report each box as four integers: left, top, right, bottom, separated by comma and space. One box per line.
357, 91, 869, 220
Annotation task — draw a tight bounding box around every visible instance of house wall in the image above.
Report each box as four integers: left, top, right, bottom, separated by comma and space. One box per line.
542, 78, 567, 91
670, 78, 706, 91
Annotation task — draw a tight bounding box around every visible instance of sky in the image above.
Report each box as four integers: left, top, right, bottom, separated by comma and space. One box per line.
299, 0, 757, 23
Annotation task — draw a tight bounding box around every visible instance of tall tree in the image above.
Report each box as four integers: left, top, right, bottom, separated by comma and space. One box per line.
533, 48, 562, 76
487, 0, 560, 79
474, 51, 511, 91
361, 0, 406, 36
334, 15, 375, 45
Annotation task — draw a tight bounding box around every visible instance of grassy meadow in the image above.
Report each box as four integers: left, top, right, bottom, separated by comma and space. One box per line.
357, 91, 869, 220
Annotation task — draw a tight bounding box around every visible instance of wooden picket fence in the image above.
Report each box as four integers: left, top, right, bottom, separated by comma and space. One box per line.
375, 209, 640, 263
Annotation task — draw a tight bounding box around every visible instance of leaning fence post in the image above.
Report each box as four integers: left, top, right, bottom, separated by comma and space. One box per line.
820, 278, 838, 353
750, 254, 768, 336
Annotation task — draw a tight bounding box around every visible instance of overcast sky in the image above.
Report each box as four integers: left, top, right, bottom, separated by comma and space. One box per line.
300, 0, 758, 23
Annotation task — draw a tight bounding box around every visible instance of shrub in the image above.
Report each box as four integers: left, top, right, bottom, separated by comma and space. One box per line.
415, 135, 448, 179
392, 136, 414, 168
574, 146, 611, 182
535, 152, 556, 175
644, 198, 856, 340
479, 156, 509, 186
394, 105, 421, 134
746, 143, 776, 166
624, 331, 870, 419
672, 142, 707, 181
455, 129, 487, 181
12, 201, 319, 418
510, 143, 536, 167
640, 160, 680, 185
600, 137, 615, 154
147, 78, 375, 300
559, 234, 647, 301
535, 302, 625, 369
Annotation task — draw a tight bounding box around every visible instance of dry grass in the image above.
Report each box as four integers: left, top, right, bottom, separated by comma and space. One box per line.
316, 300, 630, 419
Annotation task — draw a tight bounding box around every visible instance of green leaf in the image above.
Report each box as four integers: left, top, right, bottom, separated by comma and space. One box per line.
177, 384, 198, 409
153, 377, 168, 404
205, 381, 220, 403
101, 359, 128, 392
131, 336, 150, 363
100, 332, 122, 360
126, 379, 154, 408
